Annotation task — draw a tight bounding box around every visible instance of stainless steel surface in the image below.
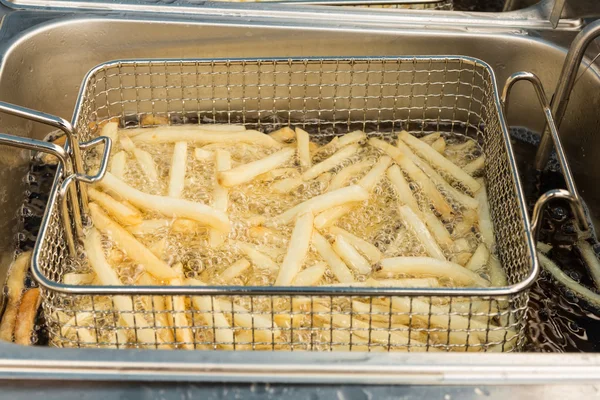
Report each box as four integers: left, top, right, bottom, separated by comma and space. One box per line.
549, 0, 565, 28
267, 0, 452, 9
501, 71, 590, 238
535, 19, 600, 171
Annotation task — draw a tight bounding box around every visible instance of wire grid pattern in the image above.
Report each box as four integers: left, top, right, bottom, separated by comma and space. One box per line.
35, 56, 532, 352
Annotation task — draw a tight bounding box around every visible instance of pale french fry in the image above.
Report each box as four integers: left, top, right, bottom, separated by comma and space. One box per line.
269, 127, 295, 143
312, 231, 354, 283
395, 140, 479, 209
0, 251, 31, 342
271, 177, 303, 194
399, 131, 480, 193
317, 172, 332, 184
326, 326, 389, 352
328, 160, 371, 191
431, 137, 446, 154
133, 126, 282, 148
165, 268, 194, 350
537, 241, 552, 254
246, 214, 266, 227
386, 165, 420, 215
100, 122, 119, 144
90, 203, 177, 279
451, 253, 473, 267
369, 138, 453, 218
218, 259, 251, 283
218, 147, 295, 187
119, 135, 136, 152
167, 142, 188, 198
215, 298, 280, 341
476, 184, 495, 247
110, 151, 127, 180
100, 172, 230, 232
255, 168, 300, 182
367, 277, 440, 288
149, 237, 167, 259
447, 140, 476, 153
269, 185, 369, 226
463, 156, 485, 176
422, 210, 453, 248
84, 228, 169, 348
453, 238, 473, 254
275, 212, 314, 286
198, 124, 246, 132
292, 263, 327, 286
332, 235, 372, 275
466, 243, 490, 272
133, 148, 159, 185
302, 144, 359, 181
136, 273, 175, 344
13, 288, 41, 346
295, 128, 312, 169
577, 240, 600, 290
358, 156, 392, 191
235, 242, 279, 272
210, 149, 232, 247
378, 257, 490, 287
248, 226, 287, 247
313, 131, 366, 157
127, 219, 172, 235
313, 205, 353, 229
88, 188, 143, 226
329, 227, 382, 264
63, 272, 95, 285
194, 147, 213, 161
399, 205, 446, 261
309, 142, 319, 153
420, 132, 441, 144
488, 253, 508, 287
351, 301, 410, 325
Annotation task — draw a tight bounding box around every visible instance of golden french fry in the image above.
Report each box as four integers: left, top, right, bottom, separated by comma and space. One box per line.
328, 160, 371, 191
218, 258, 251, 283
218, 147, 295, 187
431, 137, 446, 154
275, 212, 314, 286
133, 126, 282, 148
13, 288, 41, 346
466, 243, 490, 272
235, 242, 279, 272
369, 138, 453, 218
332, 235, 372, 275
463, 156, 485, 176
312, 231, 354, 283
140, 114, 168, 127
100, 172, 230, 232
194, 147, 213, 161
90, 203, 177, 279
295, 128, 312, 169
110, 151, 127, 179
0, 251, 31, 342
292, 262, 327, 286
378, 257, 490, 287
328, 227, 381, 264
271, 177, 303, 194
269, 127, 295, 143
210, 149, 232, 247
270, 185, 369, 226
88, 188, 143, 226
399, 205, 446, 261
168, 142, 188, 198
302, 144, 359, 181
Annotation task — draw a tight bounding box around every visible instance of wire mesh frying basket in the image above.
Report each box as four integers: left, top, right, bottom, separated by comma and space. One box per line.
30, 56, 545, 352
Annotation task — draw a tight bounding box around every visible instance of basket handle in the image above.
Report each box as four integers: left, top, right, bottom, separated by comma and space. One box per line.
501, 71, 590, 241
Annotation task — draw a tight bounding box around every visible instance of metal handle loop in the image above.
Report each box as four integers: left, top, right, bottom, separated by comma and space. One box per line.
501, 71, 591, 241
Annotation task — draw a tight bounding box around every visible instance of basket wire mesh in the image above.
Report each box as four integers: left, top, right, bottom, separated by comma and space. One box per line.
32, 56, 536, 352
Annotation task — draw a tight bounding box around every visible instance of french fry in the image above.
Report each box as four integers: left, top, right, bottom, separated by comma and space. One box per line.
210, 149, 232, 247
351, 301, 410, 325
271, 177, 303, 194
140, 114, 168, 127
399, 131, 480, 193
100, 121, 119, 143
420, 132, 441, 144
215, 298, 280, 341
488, 253, 508, 287
302, 144, 359, 181
136, 273, 174, 344
313, 205, 353, 229
13, 288, 41, 346
326, 325, 389, 352
399, 205, 446, 261
165, 265, 194, 350
133, 148, 159, 185
422, 210, 453, 248
218, 259, 251, 283
447, 140, 476, 153
90, 203, 177, 280
255, 168, 300, 182
466, 243, 490, 272
332, 235, 372, 275
358, 156, 392, 191
395, 140, 479, 210
275, 212, 314, 286
235, 242, 279, 272
329, 227, 382, 264
313, 131, 366, 157
99, 172, 230, 232
0, 251, 31, 342
386, 165, 420, 215
463, 156, 485, 176
248, 226, 287, 247
119, 135, 136, 152
127, 219, 172, 235
133, 126, 282, 148
578, 240, 600, 290
168, 142, 188, 198
269, 127, 295, 143
88, 188, 143, 226
292, 263, 327, 286
218, 147, 295, 187
476, 184, 495, 247
149, 237, 167, 259
377, 257, 490, 287
186, 284, 235, 350
312, 231, 354, 283
84, 228, 169, 348
269, 185, 369, 226
63, 272, 95, 285
431, 137, 446, 154
295, 128, 312, 169
328, 160, 371, 191
369, 138, 453, 218
110, 151, 127, 179
198, 124, 246, 132
194, 147, 213, 161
